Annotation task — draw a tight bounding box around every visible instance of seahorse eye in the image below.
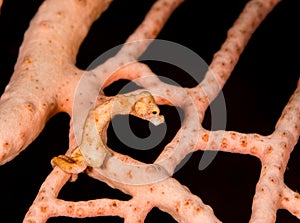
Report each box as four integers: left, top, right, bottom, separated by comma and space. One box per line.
152, 111, 157, 115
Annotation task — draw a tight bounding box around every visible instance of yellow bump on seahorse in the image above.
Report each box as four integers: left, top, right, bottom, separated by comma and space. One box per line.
51, 91, 164, 175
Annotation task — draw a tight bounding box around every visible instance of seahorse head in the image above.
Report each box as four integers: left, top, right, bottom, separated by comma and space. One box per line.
131, 91, 164, 126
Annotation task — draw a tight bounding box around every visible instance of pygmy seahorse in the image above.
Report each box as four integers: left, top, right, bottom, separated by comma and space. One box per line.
51, 91, 164, 175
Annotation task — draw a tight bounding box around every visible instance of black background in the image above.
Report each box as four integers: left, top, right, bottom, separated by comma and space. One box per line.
0, 0, 300, 222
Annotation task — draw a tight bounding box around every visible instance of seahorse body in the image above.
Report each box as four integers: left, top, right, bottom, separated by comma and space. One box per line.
51, 91, 164, 175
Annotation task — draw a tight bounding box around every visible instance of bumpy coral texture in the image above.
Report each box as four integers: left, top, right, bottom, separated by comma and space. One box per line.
0, 0, 299, 222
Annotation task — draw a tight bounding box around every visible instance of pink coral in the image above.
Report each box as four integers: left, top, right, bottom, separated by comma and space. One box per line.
0, 0, 299, 222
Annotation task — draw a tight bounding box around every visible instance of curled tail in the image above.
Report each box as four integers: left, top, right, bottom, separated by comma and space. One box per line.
51, 147, 87, 175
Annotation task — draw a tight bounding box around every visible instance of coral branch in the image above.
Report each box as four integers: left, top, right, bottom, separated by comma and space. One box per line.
199, 0, 280, 106
0, 0, 299, 222
249, 80, 300, 222
274, 78, 300, 144
91, 0, 184, 84
88, 169, 221, 222
281, 185, 300, 218
0, 0, 112, 164
122, 0, 184, 57
196, 130, 267, 158
24, 167, 70, 222
54, 199, 130, 219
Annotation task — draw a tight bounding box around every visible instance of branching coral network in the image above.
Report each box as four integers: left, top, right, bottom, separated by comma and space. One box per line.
0, 0, 299, 222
